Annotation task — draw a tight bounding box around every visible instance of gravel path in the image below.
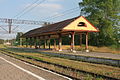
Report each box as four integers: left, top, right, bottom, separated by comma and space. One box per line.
77, 51, 120, 59
40, 49, 120, 60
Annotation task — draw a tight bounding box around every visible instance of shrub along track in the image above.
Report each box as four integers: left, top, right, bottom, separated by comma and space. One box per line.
0, 48, 120, 80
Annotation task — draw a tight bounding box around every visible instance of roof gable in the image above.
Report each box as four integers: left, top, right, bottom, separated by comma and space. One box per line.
63, 16, 99, 32
22, 16, 99, 37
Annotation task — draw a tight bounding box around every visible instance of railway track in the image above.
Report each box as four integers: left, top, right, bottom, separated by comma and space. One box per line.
0, 49, 119, 80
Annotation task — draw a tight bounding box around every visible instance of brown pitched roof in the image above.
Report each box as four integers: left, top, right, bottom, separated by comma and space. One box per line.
22, 16, 79, 37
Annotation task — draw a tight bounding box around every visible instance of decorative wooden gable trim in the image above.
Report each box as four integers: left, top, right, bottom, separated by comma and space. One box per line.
63, 16, 99, 32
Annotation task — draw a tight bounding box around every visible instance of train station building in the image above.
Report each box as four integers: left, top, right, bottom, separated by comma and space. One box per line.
22, 16, 99, 52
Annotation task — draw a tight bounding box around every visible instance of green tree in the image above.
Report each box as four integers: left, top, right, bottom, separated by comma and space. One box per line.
15, 32, 23, 45
0, 39, 4, 44
79, 0, 120, 46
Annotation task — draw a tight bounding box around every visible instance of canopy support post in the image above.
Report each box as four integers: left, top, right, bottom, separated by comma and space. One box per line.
48, 35, 51, 50
30, 37, 32, 48
86, 32, 89, 52
71, 31, 76, 53
39, 37, 41, 49
58, 34, 62, 51
54, 39, 56, 50
44, 39, 46, 49
26, 38, 28, 48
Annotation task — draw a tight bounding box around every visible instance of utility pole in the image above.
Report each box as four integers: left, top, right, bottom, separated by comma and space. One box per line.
8, 19, 12, 33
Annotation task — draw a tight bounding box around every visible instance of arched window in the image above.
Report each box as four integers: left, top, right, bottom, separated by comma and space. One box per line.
78, 22, 86, 27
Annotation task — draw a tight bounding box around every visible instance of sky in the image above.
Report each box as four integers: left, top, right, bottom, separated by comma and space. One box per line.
0, 0, 82, 40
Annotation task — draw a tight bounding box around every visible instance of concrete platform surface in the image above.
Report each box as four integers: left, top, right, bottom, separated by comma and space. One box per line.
0, 53, 70, 80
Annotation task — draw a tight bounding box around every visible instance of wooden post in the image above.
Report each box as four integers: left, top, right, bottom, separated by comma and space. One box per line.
26, 38, 28, 48
20, 38, 22, 46
39, 40, 41, 48
58, 34, 62, 51
54, 39, 56, 50
34, 37, 37, 49
30, 37, 32, 48
48, 35, 51, 49
80, 33, 82, 47
21, 38, 23, 46
39, 37, 41, 49
71, 31, 76, 52
86, 32, 89, 52
44, 39, 46, 49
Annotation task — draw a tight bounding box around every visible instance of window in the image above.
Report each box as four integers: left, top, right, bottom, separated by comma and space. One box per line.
78, 22, 86, 27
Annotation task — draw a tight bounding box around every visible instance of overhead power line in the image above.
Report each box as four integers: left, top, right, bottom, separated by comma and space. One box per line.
0, 18, 47, 33
0, 26, 8, 33
15, 0, 46, 19
13, 0, 40, 19
41, 7, 80, 21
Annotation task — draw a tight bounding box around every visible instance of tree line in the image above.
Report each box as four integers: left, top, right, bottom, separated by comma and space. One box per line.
79, 0, 120, 48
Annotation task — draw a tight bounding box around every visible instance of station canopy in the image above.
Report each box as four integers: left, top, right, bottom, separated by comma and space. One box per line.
22, 16, 99, 38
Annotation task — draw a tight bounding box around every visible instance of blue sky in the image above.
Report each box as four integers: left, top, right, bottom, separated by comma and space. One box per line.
0, 0, 82, 39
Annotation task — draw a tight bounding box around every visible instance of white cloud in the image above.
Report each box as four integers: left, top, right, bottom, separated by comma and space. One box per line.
22, 3, 63, 19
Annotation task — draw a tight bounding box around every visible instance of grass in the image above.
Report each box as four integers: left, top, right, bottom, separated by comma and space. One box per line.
87, 46, 120, 54
0, 44, 6, 48
1, 47, 120, 79
61, 45, 120, 54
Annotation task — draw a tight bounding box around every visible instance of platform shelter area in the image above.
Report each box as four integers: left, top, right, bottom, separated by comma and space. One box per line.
22, 16, 99, 52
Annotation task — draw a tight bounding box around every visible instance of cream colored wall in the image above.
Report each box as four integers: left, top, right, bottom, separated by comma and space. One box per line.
63, 16, 98, 31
